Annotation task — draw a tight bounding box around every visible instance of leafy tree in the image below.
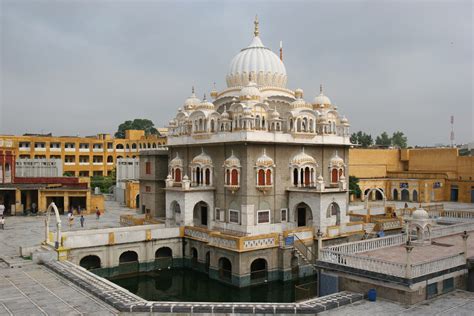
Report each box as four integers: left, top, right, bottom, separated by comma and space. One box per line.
115, 119, 159, 139
63, 171, 74, 177
391, 131, 408, 148
351, 131, 374, 148
349, 176, 361, 198
375, 132, 392, 147
91, 169, 116, 193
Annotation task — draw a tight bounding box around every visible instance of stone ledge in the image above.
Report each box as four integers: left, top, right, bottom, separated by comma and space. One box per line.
44, 260, 364, 314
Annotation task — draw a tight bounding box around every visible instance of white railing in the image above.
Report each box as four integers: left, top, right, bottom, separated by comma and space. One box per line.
320, 249, 407, 277
320, 249, 466, 279
324, 234, 407, 254
442, 210, 474, 219
411, 253, 466, 278
184, 227, 210, 242
431, 222, 474, 238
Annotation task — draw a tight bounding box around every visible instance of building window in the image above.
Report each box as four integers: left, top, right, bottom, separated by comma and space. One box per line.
215, 208, 221, 221
281, 209, 288, 222
145, 161, 151, 174
229, 210, 239, 224
145, 186, 151, 192
257, 210, 270, 224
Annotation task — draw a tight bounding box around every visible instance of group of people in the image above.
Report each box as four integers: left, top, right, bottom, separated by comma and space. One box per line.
67, 207, 102, 228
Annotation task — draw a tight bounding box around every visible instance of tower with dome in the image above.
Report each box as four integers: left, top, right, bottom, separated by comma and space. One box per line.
143, 17, 353, 287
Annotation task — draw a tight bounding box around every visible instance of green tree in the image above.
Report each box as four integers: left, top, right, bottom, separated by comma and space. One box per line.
350, 131, 373, 148
115, 119, 159, 139
349, 176, 361, 198
91, 169, 116, 193
375, 132, 392, 146
391, 131, 408, 148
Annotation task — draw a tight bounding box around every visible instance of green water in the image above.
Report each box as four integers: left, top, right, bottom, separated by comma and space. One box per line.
107, 268, 316, 302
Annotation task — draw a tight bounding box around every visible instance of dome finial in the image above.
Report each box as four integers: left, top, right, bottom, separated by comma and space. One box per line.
254, 15, 259, 37
320, 84, 323, 94
192, 86, 195, 94
280, 41, 283, 61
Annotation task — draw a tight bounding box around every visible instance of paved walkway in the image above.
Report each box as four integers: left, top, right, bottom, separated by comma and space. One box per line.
0, 263, 117, 315
0, 201, 134, 316
0, 201, 136, 258
322, 290, 474, 315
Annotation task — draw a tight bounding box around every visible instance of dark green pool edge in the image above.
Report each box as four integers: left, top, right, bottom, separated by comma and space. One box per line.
44, 260, 364, 314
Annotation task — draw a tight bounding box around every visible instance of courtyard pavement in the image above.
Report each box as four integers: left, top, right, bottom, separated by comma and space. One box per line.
321, 289, 474, 315
0, 201, 135, 316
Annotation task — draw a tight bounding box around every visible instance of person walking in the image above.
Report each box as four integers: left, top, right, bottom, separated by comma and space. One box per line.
68, 213, 74, 228
95, 207, 101, 220
80, 215, 85, 228
0, 215, 5, 230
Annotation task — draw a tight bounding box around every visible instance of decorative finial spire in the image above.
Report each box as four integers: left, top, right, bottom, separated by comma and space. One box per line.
192, 86, 195, 94
280, 41, 283, 61
203, 93, 207, 101
254, 15, 259, 37
320, 84, 323, 94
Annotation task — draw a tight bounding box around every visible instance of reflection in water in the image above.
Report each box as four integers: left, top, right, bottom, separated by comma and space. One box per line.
108, 268, 316, 302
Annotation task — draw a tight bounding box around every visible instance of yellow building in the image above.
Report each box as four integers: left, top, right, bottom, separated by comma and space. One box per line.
349, 148, 474, 203
0, 130, 166, 177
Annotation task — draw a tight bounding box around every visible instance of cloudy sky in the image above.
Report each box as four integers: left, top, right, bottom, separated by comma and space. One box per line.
1, 0, 472, 146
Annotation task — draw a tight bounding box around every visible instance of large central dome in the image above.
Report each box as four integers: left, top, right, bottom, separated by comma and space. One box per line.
226, 17, 287, 89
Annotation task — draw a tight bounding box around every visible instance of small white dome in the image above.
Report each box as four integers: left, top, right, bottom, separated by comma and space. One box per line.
239, 81, 261, 100
313, 92, 331, 106
221, 106, 230, 120
184, 87, 201, 110
412, 208, 429, 220
256, 148, 274, 167
196, 95, 215, 111
295, 88, 304, 99
340, 116, 349, 124
170, 153, 183, 167
271, 108, 280, 119
291, 148, 317, 166
168, 119, 177, 126
330, 151, 344, 167
224, 150, 241, 168
291, 97, 311, 109
192, 149, 213, 166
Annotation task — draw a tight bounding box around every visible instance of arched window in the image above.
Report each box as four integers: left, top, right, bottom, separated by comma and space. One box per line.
258, 169, 265, 186
210, 120, 215, 132
226, 169, 230, 185
107, 156, 113, 163
175, 168, 182, 182
293, 168, 298, 186
196, 167, 201, 185
265, 169, 272, 185
331, 168, 338, 183
126, 144, 130, 149
205, 168, 210, 185
231, 169, 238, 185
132, 143, 137, 149
304, 167, 310, 186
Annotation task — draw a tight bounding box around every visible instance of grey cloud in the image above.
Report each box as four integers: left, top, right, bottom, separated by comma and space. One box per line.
1, 0, 472, 145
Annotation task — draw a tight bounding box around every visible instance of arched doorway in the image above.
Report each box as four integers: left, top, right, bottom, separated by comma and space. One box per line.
155, 247, 173, 269
250, 258, 268, 283
412, 190, 418, 202
393, 189, 399, 201
327, 202, 341, 225
118, 251, 139, 274
191, 247, 198, 268
218, 257, 232, 281
193, 201, 209, 227
135, 194, 139, 209
295, 202, 313, 227
401, 189, 409, 202
375, 189, 384, 200
79, 255, 101, 270
363, 188, 371, 201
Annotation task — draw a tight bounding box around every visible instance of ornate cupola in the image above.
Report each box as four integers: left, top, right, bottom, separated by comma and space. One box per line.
184, 86, 201, 111
223, 150, 241, 193
289, 148, 318, 187
313, 84, 332, 108
329, 151, 345, 186
226, 16, 287, 88
196, 94, 215, 111
239, 80, 262, 101
255, 148, 275, 193
190, 149, 214, 186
